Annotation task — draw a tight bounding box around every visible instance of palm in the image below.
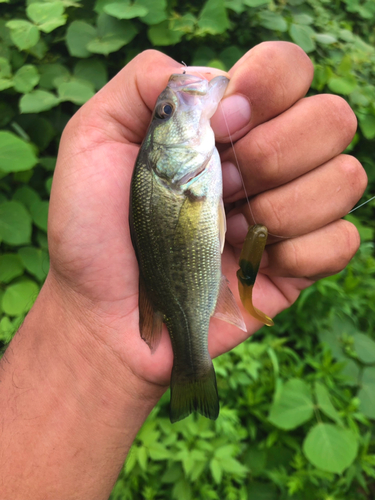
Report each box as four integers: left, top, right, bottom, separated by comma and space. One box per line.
49, 127, 307, 388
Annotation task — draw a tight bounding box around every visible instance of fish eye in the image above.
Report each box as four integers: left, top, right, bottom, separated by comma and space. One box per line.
163, 104, 173, 115
156, 102, 174, 119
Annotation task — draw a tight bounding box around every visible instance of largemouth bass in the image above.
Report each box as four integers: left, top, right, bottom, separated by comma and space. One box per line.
129, 73, 247, 423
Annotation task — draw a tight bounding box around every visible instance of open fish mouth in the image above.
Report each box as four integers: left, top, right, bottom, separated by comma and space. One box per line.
168, 73, 229, 117
168, 74, 210, 95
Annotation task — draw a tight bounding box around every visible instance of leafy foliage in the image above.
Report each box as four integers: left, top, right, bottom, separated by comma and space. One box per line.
1, 0, 375, 498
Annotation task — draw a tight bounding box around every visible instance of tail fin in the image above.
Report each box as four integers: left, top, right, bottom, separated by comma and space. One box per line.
170, 363, 219, 423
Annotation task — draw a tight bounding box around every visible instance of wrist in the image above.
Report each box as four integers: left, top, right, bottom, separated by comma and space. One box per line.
0, 274, 163, 499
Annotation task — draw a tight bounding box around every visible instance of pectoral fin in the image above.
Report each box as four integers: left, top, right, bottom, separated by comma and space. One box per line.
138, 273, 163, 352
237, 224, 274, 327
213, 275, 247, 332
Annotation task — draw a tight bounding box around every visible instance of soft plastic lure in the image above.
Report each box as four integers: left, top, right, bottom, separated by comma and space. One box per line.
237, 224, 274, 327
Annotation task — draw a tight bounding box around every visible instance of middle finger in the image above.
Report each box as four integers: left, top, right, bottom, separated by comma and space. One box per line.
221, 94, 357, 202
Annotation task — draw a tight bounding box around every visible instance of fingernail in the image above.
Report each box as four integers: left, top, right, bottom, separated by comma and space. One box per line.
222, 162, 243, 199
211, 95, 251, 138
226, 213, 249, 245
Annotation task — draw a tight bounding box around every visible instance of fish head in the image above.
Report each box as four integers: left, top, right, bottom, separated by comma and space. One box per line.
151, 73, 229, 146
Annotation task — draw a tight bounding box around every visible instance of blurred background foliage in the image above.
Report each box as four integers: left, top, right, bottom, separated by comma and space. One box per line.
1, 0, 375, 498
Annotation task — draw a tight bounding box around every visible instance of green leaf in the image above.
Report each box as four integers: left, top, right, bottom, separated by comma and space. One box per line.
0, 254, 24, 283
66, 21, 97, 58
135, 0, 167, 25
315, 382, 343, 425
28, 38, 48, 60
210, 458, 222, 483
0, 131, 38, 173
136, 446, 148, 470
30, 200, 49, 232
39, 63, 70, 90
359, 114, 375, 139
172, 478, 192, 500
2, 280, 39, 316
14, 64, 40, 93
0, 201, 32, 245
0, 57, 13, 90
0, 101, 14, 128
18, 246, 49, 281
147, 442, 171, 460
170, 13, 197, 34
148, 21, 183, 46
58, 80, 95, 104
0, 57, 11, 78
303, 423, 358, 473
39, 157, 56, 171
289, 23, 316, 53
45, 176, 53, 194
86, 14, 138, 55
20, 89, 60, 113
198, 0, 230, 35
243, 0, 269, 6
352, 332, 375, 364
268, 378, 314, 430
103, 1, 148, 19
225, 0, 244, 13
219, 45, 245, 69
161, 463, 183, 483
0, 79, 13, 91
293, 13, 313, 25
0, 316, 15, 343
315, 33, 337, 44
26, 2, 66, 33
340, 358, 361, 386
220, 457, 247, 475
358, 367, 375, 419
247, 481, 278, 500
13, 185, 41, 210
6, 20, 40, 50
328, 76, 357, 95
73, 59, 107, 90
17, 114, 55, 151
259, 11, 287, 32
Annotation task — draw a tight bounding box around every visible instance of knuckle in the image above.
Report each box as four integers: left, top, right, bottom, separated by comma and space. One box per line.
321, 94, 358, 144
249, 131, 283, 184
334, 220, 361, 271
338, 154, 368, 198
252, 192, 284, 236
284, 238, 301, 274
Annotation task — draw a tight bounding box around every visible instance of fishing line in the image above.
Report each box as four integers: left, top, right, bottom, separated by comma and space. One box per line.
219, 101, 290, 240
219, 101, 374, 239
348, 195, 375, 214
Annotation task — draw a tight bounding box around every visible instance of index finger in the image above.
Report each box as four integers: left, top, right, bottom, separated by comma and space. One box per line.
211, 41, 314, 142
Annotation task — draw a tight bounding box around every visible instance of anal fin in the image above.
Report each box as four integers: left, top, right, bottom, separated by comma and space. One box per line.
213, 275, 247, 332
139, 273, 163, 352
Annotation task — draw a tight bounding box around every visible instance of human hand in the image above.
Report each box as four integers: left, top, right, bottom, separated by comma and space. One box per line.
46, 42, 366, 398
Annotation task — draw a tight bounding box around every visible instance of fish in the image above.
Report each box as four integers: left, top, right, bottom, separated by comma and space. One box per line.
129, 73, 248, 423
